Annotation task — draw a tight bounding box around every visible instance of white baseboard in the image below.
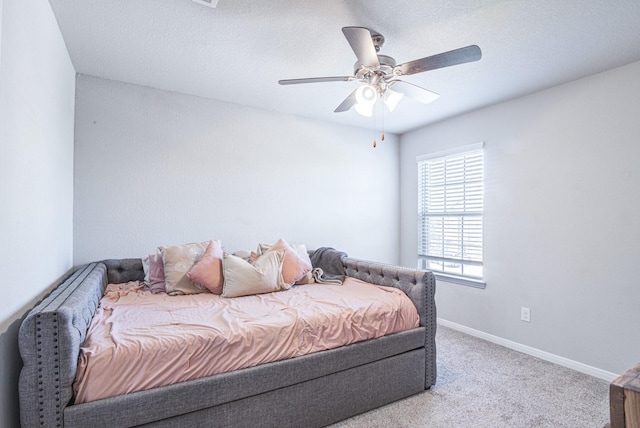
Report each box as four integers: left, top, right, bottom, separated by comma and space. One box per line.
437, 318, 619, 382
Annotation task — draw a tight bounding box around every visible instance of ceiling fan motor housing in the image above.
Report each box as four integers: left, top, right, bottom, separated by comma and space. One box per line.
354, 54, 397, 78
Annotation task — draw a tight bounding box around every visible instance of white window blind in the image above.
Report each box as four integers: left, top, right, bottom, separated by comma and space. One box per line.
417, 143, 484, 282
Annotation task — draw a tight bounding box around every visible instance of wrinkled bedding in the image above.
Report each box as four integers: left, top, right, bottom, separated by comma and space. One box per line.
73, 278, 419, 403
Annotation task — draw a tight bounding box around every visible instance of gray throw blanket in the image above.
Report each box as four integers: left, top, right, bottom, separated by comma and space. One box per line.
309, 247, 348, 284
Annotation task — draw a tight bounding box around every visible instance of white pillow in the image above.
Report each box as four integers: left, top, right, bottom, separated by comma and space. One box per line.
141, 254, 151, 285
221, 250, 286, 298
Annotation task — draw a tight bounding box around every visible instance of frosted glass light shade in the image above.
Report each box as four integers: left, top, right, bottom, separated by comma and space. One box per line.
354, 102, 374, 117
354, 85, 377, 117
383, 89, 404, 112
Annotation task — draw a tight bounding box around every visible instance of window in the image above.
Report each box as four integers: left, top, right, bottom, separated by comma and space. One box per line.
417, 142, 484, 287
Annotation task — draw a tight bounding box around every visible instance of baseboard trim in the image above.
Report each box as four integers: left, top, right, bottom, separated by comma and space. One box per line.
437, 318, 619, 382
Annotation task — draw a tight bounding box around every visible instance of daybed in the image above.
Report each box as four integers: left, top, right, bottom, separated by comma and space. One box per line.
19, 247, 436, 428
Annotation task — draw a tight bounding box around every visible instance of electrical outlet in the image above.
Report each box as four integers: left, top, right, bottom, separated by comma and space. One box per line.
520, 307, 531, 322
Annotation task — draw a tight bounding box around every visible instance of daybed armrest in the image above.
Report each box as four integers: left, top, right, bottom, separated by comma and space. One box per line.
342, 258, 435, 328
343, 257, 437, 388
19, 263, 107, 428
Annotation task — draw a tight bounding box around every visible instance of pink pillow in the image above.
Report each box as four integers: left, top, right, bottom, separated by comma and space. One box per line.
148, 252, 166, 294
187, 240, 224, 294
257, 239, 312, 287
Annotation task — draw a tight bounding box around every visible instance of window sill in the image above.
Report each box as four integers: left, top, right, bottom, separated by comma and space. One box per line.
432, 272, 486, 289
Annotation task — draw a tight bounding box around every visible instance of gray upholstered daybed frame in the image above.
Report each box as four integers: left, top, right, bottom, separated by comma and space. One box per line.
19, 251, 437, 428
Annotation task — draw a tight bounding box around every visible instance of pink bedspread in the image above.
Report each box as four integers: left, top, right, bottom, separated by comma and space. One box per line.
73, 278, 419, 403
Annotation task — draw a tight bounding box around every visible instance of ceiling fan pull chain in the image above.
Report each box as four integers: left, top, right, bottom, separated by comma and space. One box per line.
380, 105, 385, 142
372, 106, 377, 148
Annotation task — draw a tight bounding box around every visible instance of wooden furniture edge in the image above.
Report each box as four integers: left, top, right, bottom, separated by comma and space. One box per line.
610, 362, 640, 428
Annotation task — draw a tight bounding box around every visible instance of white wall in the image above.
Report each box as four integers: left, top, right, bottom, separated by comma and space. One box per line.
400, 60, 640, 375
73, 75, 400, 266
0, 0, 76, 425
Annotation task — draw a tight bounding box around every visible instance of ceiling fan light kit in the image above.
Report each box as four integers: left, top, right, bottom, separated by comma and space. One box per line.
278, 26, 482, 117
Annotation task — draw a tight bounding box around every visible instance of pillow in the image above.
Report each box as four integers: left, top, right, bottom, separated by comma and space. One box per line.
291, 243, 314, 285
221, 250, 286, 298
258, 242, 312, 261
232, 250, 252, 262
257, 242, 312, 263
187, 240, 224, 294
147, 252, 166, 294
256, 239, 312, 287
159, 241, 210, 295
142, 255, 151, 284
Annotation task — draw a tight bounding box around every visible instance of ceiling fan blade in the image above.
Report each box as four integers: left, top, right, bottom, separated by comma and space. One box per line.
394, 45, 482, 76
342, 27, 380, 68
334, 88, 359, 113
389, 81, 440, 105
278, 76, 354, 85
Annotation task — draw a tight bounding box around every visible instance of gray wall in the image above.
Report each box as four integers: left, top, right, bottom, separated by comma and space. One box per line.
0, 0, 76, 426
400, 60, 640, 375
73, 75, 401, 265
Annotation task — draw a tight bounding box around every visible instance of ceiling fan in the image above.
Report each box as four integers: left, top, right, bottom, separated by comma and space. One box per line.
278, 27, 482, 117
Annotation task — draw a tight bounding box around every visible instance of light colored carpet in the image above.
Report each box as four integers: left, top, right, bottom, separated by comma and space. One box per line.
331, 325, 610, 428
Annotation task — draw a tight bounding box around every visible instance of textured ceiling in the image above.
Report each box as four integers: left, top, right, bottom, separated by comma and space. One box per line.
48, 0, 640, 134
